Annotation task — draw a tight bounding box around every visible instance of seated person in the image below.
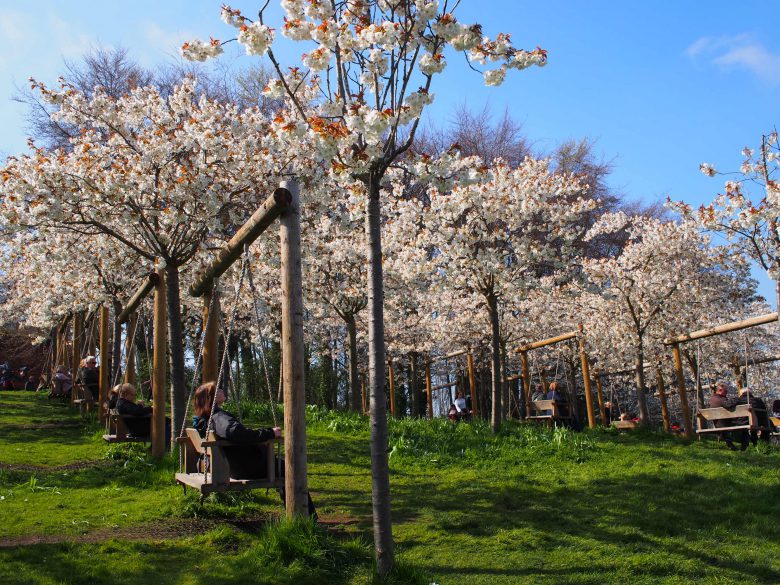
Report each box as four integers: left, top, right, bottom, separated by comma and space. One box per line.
447, 403, 459, 423
106, 385, 120, 411
454, 391, 470, 421
531, 385, 545, 402
709, 381, 748, 450
192, 381, 281, 479
51, 365, 73, 400
543, 382, 564, 416
772, 399, 780, 419
192, 381, 316, 517
76, 356, 100, 401
736, 386, 770, 444
115, 383, 153, 438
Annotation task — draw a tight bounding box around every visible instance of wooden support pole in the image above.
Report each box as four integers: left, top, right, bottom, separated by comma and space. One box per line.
664, 312, 778, 345
98, 305, 110, 421
594, 373, 607, 424
151, 267, 167, 459
201, 286, 221, 384
577, 327, 596, 429
388, 358, 396, 418
279, 179, 309, 518
191, 188, 293, 298
655, 365, 671, 433
519, 350, 531, 419
116, 272, 159, 324
672, 343, 693, 439
516, 330, 578, 353
467, 351, 478, 419
124, 312, 137, 385
425, 363, 433, 420
71, 312, 83, 405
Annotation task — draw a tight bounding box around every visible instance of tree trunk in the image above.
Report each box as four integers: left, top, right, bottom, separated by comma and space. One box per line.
633, 337, 650, 424
111, 300, 123, 384
485, 292, 502, 433
165, 263, 187, 452
409, 352, 420, 417
683, 350, 705, 409
346, 314, 360, 412
365, 177, 394, 576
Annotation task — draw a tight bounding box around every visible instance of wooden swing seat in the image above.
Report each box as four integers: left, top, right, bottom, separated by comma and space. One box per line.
526, 399, 573, 422
696, 404, 768, 434
176, 428, 283, 495
102, 409, 151, 443
72, 384, 94, 415
612, 420, 638, 430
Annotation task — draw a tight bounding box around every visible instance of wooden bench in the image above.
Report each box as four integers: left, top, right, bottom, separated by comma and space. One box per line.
696, 404, 767, 434
612, 420, 638, 430
175, 428, 283, 496
526, 400, 573, 424
102, 409, 151, 443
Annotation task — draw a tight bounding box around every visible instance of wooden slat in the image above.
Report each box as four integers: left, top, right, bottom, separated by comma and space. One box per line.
426, 349, 468, 365
515, 330, 578, 352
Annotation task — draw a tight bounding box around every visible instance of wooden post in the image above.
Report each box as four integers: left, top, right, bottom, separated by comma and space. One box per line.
655, 365, 671, 433
540, 369, 549, 396
519, 350, 531, 419
202, 285, 221, 384
467, 351, 478, 419
388, 358, 396, 418
594, 372, 607, 424
71, 312, 83, 405
124, 312, 137, 385
98, 305, 110, 421
425, 363, 433, 420
672, 343, 693, 439
279, 179, 309, 518
577, 326, 596, 429
151, 267, 167, 459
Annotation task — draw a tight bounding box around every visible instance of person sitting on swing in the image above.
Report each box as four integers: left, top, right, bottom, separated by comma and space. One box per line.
454, 391, 470, 421
192, 381, 317, 517
709, 381, 748, 451
51, 365, 73, 400
116, 383, 153, 438
544, 382, 564, 416
76, 356, 100, 402
735, 386, 771, 445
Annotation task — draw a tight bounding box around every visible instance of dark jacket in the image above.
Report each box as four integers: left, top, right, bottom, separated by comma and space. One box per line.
193, 408, 275, 479
77, 367, 100, 399
709, 393, 744, 428
116, 398, 152, 437
736, 395, 770, 428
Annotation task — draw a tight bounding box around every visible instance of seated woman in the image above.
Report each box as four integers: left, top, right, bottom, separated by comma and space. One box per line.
193, 381, 281, 479
51, 365, 73, 400
115, 383, 153, 437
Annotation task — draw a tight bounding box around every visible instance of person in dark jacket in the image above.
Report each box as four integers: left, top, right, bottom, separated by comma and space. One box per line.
192, 382, 316, 517
709, 381, 748, 450
76, 356, 100, 401
735, 386, 771, 445
116, 383, 153, 438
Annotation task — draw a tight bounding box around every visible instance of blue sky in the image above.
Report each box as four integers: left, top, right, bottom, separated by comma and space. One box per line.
1, 1, 778, 302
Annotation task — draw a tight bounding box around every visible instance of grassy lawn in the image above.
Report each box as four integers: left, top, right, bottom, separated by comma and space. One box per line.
2, 390, 780, 584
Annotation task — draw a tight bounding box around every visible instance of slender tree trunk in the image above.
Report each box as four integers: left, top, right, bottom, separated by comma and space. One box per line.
409, 352, 420, 417
346, 314, 360, 412
111, 300, 123, 384
165, 263, 187, 452
485, 292, 502, 433
321, 341, 334, 409
683, 350, 705, 409
365, 177, 393, 576
634, 336, 650, 424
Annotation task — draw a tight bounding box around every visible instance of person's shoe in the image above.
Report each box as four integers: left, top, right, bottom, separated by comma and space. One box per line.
726, 441, 738, 451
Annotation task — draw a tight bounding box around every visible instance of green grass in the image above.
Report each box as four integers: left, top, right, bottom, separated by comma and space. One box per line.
2, 391, 780, 584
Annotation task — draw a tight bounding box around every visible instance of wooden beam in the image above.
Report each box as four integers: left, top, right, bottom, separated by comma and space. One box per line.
515, 330, 578, 353
425, 363, 433, 420
671, 343, 693, 439
664, 312, 778, 345
426, 349, 468, 365
734, 353, 780, 367
467, 351, 478, 419
578, 326, 596, 429
190, 188, 293, 298
430, 380, 458, 392
151, 267, 167, 459
117, 272, 159, 325
388, 358, 396, 418
98, 305, 110, 422
279, 179, 309, 518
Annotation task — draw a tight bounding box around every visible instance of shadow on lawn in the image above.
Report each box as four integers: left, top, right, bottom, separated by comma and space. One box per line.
394, 468, 780, 583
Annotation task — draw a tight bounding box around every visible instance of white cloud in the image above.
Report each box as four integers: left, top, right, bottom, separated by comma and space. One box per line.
685, 35, 780, 85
